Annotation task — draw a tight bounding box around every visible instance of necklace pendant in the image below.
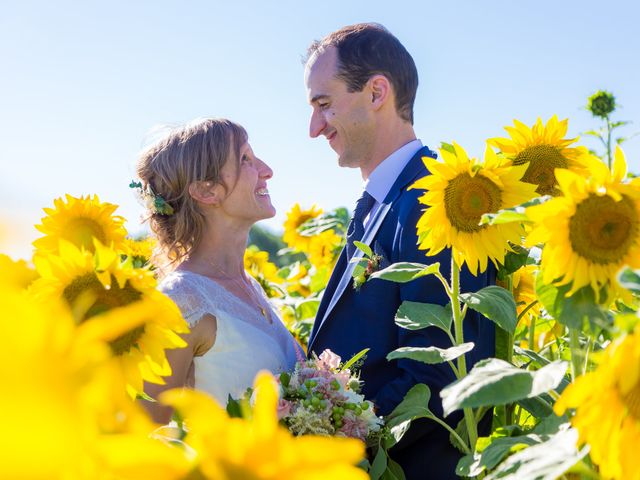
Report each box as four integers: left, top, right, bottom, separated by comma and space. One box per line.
260, 307, 266, 316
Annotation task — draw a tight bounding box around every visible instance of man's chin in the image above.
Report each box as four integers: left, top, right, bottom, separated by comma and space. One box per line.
337, 155, 360, 169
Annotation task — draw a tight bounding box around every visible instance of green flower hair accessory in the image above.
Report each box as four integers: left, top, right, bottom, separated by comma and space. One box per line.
129, 180, 175, 216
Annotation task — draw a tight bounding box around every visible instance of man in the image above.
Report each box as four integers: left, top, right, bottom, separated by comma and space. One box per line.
304, 23, 495, 479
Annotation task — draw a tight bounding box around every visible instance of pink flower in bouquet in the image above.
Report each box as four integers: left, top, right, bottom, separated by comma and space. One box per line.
339, 413, 369, 441
317, 349, 341, 370
335, 370, 351, 389
277, 398, 292, 420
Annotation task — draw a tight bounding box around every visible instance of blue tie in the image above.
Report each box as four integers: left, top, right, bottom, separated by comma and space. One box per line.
346, 190, 375, 260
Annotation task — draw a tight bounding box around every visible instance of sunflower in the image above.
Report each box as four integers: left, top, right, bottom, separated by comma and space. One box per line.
1, 286, 190, 479
283, 203, 323, 252
0, 254, 38, 290
488, 116, 597, 196
554, 327, 640, 480
308, 229, 342, 269
123, 236, 157, 268
526, 146, 640, 299
244, 245, 280, 283
512, 265, 541, 320
285, 262, 311, 297
161, 371, 367, 480
411, 143, 538, 275
32, 240, 189, 396
34, 194, 127, 255
244, 245, 283, 298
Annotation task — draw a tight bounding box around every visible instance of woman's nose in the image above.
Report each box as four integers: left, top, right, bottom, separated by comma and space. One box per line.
258, 158, 273, 179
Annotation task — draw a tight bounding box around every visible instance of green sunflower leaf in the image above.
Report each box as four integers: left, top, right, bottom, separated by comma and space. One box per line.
295, 299, 320, 321
460, 286, 517, 334
298, 207, 350, 236
387, 343, 474, 364
536, 276, 608, 330
440, 142, 456, 155
369, 262, 440, 283
395, 301, 452, 332
618, 267, 640, 294
353, 241, 373, 258
496, 244, 531, 280
480, 196, 550, 226
440, 358, 567, 416
482, 428, 588, 480
385, 384, 436, 444
456, 423, 576, 478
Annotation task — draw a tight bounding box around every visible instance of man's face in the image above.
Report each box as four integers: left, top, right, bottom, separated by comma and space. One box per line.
304, 47, 374, 169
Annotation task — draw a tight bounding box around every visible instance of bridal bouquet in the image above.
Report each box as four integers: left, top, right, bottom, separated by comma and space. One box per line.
228, 349, 383, 443
275, 349, 383, 441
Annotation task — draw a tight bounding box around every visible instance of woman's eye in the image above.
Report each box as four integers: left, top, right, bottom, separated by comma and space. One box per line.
241, 154, 250, 163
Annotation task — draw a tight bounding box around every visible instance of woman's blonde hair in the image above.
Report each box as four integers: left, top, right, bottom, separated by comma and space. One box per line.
136, 118, 247, 267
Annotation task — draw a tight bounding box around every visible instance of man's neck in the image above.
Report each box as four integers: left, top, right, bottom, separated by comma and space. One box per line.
360, 122, 416, 180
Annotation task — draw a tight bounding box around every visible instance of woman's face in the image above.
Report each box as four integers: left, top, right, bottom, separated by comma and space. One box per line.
218, 141, 275, 224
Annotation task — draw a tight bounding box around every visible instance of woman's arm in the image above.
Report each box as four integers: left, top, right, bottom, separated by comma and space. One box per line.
143, 313, 217, 423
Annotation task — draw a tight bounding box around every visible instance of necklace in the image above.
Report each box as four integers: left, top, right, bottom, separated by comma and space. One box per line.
207, 263, 273, 324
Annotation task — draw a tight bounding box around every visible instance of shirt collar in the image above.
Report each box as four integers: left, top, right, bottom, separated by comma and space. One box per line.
364, 139, 423, 204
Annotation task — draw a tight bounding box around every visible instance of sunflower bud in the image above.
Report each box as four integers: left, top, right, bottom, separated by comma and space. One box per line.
587, 90, 616, 119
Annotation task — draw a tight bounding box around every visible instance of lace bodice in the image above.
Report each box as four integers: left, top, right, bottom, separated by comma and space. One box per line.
159, 270, 303, 404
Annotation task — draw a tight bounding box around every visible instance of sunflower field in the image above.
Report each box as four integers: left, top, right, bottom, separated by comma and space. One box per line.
2, 90, 640, 479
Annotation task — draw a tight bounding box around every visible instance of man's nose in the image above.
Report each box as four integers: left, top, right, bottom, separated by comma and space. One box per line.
309, 110, 326, 138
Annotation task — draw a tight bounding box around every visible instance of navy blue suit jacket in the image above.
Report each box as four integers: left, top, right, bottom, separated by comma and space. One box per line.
308, 147, 495, 480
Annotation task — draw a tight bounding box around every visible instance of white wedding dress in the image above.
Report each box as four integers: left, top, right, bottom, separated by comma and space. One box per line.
159, 269, 303, 405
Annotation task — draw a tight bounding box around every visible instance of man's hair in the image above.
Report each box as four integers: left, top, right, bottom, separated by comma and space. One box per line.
306, 23, 418, 124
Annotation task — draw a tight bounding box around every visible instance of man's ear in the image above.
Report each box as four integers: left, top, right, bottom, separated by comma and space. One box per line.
188, 181, 222, 206
369, 74, 391, 110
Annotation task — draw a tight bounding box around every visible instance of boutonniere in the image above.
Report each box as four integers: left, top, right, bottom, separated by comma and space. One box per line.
351, 241, 384, 291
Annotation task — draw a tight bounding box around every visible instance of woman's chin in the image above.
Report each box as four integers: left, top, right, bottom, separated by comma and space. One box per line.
253, 203, 276, 221
263, 205, 277, 219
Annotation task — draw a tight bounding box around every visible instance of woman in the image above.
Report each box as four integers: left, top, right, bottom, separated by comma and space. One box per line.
137, 118, 303, 423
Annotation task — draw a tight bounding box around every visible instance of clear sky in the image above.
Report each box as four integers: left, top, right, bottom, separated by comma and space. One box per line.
2, 0, 639, 259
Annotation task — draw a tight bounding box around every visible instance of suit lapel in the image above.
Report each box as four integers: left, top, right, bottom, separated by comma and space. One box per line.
308, 147, 437, 350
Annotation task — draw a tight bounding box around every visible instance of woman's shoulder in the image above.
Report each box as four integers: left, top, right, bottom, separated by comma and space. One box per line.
158, 270, 215, 328
159, 268, 197, 292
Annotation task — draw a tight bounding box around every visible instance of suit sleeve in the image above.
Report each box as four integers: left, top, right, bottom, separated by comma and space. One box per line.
372, 195, 464, 447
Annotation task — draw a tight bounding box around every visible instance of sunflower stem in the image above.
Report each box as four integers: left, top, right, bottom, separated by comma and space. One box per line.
583, 336, 592, 374
528, 316, 536, 351
606, 116, 613, 170
517, 300, 538, 323
434, 271, 453, 298
429, 415, 471, 455
569, 328, 584, 380
451, 255, 478, 451
504, 274, 514, 426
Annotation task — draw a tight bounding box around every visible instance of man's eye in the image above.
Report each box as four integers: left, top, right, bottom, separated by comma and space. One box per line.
318, 103, 329, 110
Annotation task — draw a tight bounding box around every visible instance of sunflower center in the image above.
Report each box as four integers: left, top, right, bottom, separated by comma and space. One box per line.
444, 173, 502, 233
63, 218, 107, 251
569, 194, 639, 264
109, 325, 146, 356
513, 145, 568, 196
62, 273, 146, 355
296, 214, 314, 228
620, 382, 640, 420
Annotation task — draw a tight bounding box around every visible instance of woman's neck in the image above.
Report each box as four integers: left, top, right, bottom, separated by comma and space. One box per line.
181, 217, 251, 278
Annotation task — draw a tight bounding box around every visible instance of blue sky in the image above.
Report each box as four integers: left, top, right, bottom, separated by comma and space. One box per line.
2, 0, 639, 259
